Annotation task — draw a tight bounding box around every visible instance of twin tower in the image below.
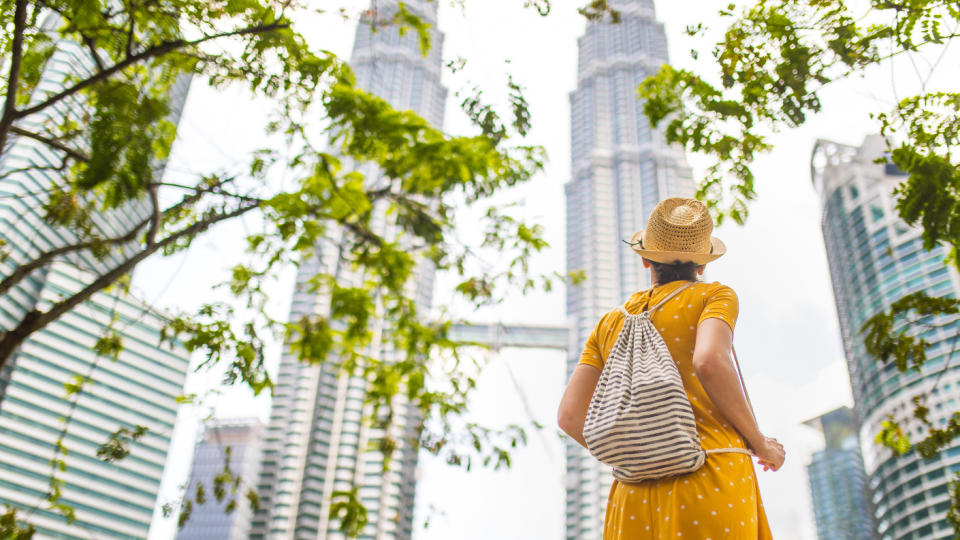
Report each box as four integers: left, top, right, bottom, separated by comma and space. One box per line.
244, 1, 695, 540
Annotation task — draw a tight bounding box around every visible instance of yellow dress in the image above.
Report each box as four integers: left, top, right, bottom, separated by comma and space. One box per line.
578, 280, 772, 540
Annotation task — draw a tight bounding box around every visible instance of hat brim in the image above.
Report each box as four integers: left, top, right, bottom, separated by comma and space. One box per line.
629, 230, 726, 265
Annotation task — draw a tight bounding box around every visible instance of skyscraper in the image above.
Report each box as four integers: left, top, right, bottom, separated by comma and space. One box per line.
250, 2, 444, 539
0, 262, 190, 540
177, 419, 264, 540
813, 135, 960, 540
564, 1, 695, 538
0, 15, 193, 540
803, 406, 876, 540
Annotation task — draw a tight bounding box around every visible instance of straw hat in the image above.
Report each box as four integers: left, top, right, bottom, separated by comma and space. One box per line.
628, 198, 726, 265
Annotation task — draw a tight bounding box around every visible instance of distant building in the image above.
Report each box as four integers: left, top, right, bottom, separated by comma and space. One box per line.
813, 136, 960, 540
249, 2, 443, 539
564, 0, 695, 537
0, 13, 192, 540
176, 419, 264, 540
804, 406, 876, 540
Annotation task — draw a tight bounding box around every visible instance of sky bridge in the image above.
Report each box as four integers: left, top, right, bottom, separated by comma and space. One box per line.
448, 322, 571, 352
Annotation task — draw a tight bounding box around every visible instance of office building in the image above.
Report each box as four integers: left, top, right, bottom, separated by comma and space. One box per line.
813, 135, 960, 540
0, 15, 193, 540
563, 0, 695, 537
804, 406, 876, 540
177, 419, 264, 540
249, 2, 444, 539
0, 262, 190, 540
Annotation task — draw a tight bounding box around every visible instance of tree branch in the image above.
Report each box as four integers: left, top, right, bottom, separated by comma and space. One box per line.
9, 126, 91, 162
0, 216, 153, 299
0, 162, 69, 182
14, 22, 289, 121
0, 0, 31, 150
0, 202, 261, 369
126, 1, 136, 59
0, 175, 227, 301
82, 35, 107, 72
146, 183, 160, 247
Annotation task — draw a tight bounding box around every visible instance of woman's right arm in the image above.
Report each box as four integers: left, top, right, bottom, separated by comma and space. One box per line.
693, 318, 785, 471
557, 364, 601, 448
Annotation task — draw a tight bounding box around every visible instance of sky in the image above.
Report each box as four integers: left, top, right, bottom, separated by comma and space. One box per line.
134, 1, 960, 540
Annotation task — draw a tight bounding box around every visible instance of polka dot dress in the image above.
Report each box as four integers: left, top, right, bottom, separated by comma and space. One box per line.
579, 281, 772, 540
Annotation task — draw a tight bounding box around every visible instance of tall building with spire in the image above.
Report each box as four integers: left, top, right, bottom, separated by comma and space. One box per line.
177, 419, 264, 540
564, 1, 695, 538
249, 3, 444, 540
813, 136, 960, 540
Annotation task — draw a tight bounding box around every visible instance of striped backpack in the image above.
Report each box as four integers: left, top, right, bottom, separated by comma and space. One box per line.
582, 280, 753, 483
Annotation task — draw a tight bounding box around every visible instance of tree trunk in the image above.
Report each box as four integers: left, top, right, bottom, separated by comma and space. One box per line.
0, 0, 29, 152
0, 310, 41, 366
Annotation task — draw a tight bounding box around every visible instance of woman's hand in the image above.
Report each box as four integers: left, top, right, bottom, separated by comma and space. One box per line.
753, 436, 786, 472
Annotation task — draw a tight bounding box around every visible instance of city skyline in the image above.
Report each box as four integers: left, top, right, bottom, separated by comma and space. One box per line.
135, 0, 953, 538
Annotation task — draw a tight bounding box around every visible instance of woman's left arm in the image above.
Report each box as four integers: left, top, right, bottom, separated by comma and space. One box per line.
557, 364, 601, 448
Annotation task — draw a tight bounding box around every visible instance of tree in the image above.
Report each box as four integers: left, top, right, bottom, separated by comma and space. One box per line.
638, 0, 960, 534
0, 0, 582, 535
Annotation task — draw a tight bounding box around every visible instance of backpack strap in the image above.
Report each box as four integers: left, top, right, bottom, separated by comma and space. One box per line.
705, 448, 753, 456
714, 345, 759, 456
616, 280, 700, 318
731, 345, 758, 426
647, 280, 699, 313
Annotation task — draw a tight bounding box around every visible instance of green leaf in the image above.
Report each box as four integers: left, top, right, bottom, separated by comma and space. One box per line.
875, 418, 912, 456
96, 426, 149, 463
0, 506, 36, 539
330, 487, 369, 537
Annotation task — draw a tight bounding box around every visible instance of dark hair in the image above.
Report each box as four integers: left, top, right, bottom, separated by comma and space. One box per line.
648, 260, 701, 286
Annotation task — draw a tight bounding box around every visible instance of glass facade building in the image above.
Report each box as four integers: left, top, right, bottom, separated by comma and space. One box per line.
0, 15, 192, 540
564, 1, 695, 538
177, 419, 264, 540
0, 263, 190, 540
249, 2, 444, 540
813, 136, 960, 540
804, 406, 876, 540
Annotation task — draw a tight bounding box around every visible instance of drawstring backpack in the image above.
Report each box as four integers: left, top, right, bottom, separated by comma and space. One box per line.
582, 280, 756, 483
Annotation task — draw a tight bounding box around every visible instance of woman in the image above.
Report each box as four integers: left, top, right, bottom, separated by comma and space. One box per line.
558, 197, 785, 539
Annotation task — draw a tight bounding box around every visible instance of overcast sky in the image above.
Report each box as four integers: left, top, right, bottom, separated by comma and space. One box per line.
136, 1, 960, 539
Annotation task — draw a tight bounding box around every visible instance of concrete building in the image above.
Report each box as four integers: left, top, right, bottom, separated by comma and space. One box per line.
249, 2, 445, 539
0, 15, 192, 540
804, 406, 876, 540
813, 136, 960, 540
563, 1, 695, 537
176, 419, 264, 540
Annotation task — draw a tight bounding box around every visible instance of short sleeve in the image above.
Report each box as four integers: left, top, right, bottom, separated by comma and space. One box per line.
698, 285, 739, 333
578, 318, 605, 371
